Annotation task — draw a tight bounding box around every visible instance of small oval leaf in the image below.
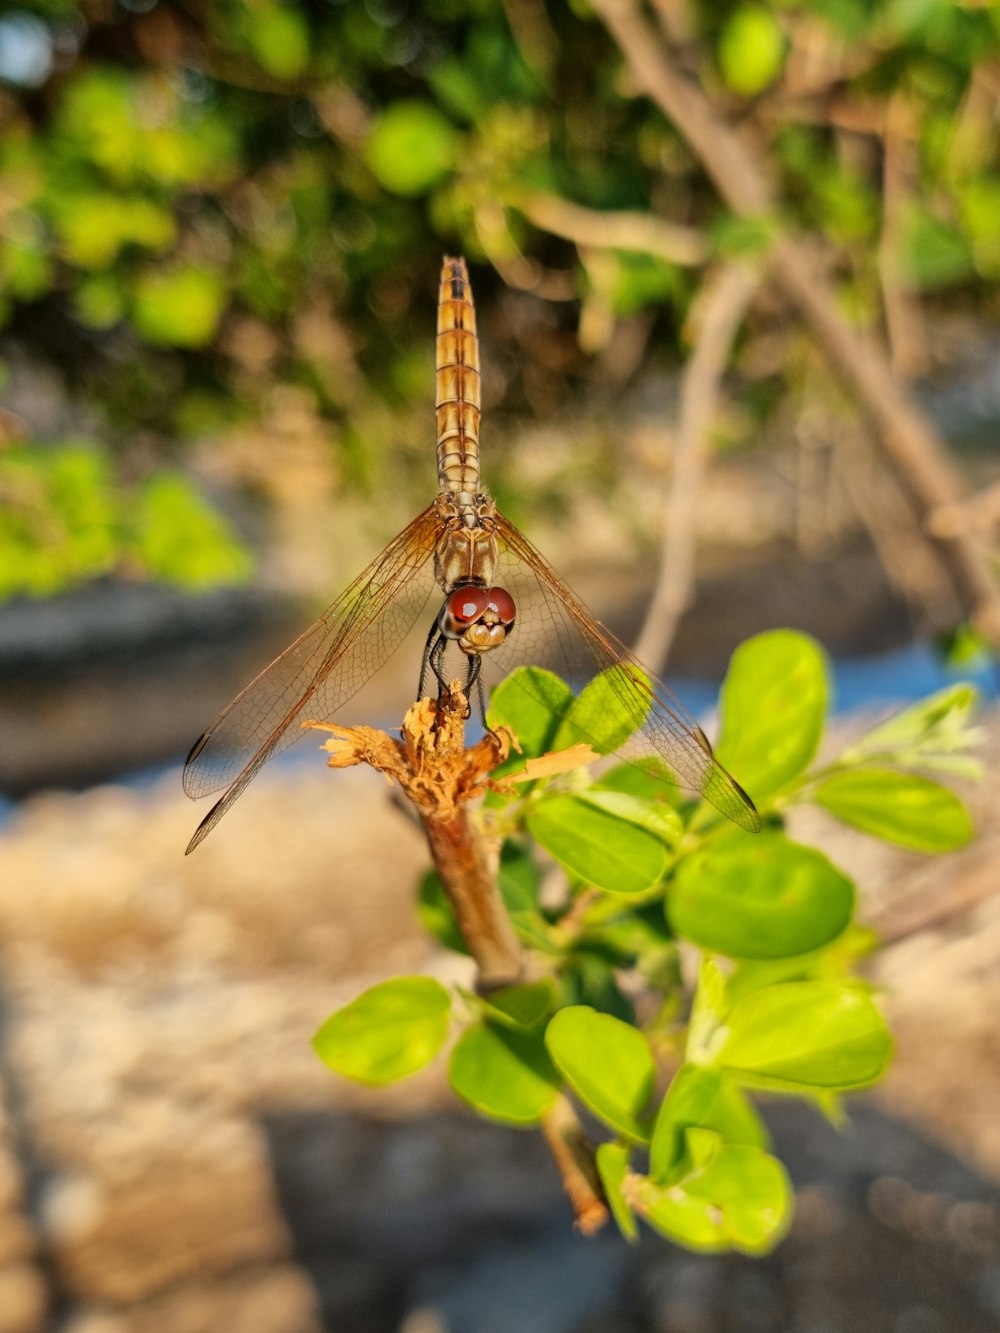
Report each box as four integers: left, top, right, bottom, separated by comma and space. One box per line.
488, 666, 574, 761
449, 1023, 560, 1125
312, 977, 451, 1085
634, 1137, 791, 1254
526, 795, 668, 895
717, 981, 893, 1093
812, 769, 973, 852
716, 631, 829, 800
553, 665, 650, 755
668, 831, 855, 959
545, 1006, 655, 1142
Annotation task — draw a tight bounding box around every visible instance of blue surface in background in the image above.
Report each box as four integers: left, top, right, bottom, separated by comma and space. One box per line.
669, 639, 999, 721
1, 640, 996, 830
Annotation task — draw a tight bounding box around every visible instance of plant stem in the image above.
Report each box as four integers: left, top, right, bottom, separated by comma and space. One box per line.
423, 803, 524, 992
540, 1095, 610, 1235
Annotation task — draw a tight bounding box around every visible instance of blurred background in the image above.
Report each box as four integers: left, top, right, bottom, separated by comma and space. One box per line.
1, 0, 1000, 1329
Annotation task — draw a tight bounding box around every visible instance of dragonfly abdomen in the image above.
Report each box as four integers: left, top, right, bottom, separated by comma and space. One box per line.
436, 256, 482, 502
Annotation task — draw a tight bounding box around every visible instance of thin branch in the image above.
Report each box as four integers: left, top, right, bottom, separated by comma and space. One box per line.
588, 0, 1000, 645
539, 1095, 610, 1235
633, 260, 760, 672
517, 191, 709, 266
879, 94, 931, 377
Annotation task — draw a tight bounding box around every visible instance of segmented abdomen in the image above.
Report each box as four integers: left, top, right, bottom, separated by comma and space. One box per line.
436, 256, 481, 498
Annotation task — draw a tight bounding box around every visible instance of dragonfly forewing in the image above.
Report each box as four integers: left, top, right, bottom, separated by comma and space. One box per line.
183, 507, 442, 850
485, 512, 760, 832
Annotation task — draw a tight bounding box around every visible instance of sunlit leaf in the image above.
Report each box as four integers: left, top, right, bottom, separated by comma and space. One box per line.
526, 794, 668, 895
634, 1134, 791, 1253
366, 101, 459, 196
716, 630, 829, 800
716, 982, 893, 1093
811, 769, 973, 852
669, 830, 854, 958
313, 976, 451, 1085
650, 1065, 768, 1181
545, 1005, 655, 1142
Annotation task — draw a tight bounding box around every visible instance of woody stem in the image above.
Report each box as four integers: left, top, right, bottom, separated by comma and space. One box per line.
422, 804, 525, 992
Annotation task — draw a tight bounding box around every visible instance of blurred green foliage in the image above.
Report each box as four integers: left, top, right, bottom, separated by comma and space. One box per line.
0, 441, 252, 596
0, 0, 998, 594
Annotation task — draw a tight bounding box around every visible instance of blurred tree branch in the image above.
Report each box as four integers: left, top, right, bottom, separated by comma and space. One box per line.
588, 0, 1000, 645
634, 260, 761, 672
518, 191, 709, 266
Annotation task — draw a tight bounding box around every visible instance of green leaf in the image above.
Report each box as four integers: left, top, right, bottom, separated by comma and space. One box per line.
488, 666, 574, 757
716, 630, 829, 800
487, 666, 576, 784
633, 1134, 791, 1254
668, 831, 855, 959
313, 977, 451, 1085
449, 1022, 560, 1125
650, 1066, 768, 1181
545, 1006, 655, 1142
366, 102, 459, 196
896, 207, 974, 291
478, 978, 558, 1030
595, 1142, 639, 1243
686, 957, 729, 1063
132, 266, 226, 347
717, 982, 893, 1093
812, 769, 972, 852
526, 795, 668, 895
131, 473, 252, 588
718, 6, 786, 96
578, 789, 683, 845
839, 683, 982, 777
553, 665, 652, 755
243, 5, 310, 80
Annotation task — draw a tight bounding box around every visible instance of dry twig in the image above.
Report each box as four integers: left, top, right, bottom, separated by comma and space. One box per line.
309, 684, 523, 990
633, 260, 761, 672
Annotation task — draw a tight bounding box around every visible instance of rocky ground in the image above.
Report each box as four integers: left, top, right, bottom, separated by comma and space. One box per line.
0, 710, 997, 1333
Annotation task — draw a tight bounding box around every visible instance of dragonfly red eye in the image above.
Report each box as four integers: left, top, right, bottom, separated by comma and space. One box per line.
486, 587, 516, 624
447, 586, 489, 622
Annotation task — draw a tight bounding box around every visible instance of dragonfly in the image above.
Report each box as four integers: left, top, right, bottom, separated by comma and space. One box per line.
183, 256, 760, 852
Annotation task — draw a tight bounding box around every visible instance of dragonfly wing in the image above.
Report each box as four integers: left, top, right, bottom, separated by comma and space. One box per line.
488, 513, 760, 832
183, 505, 441, 851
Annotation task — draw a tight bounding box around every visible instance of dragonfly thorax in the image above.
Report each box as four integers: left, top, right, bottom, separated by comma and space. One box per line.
438, 583, 516, 656
433, 493, 499, 591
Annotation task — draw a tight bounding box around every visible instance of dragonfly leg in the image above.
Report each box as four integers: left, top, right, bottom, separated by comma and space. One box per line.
426, 630, 451, 696
418, 619, 440, 699
465, 654, 486, 723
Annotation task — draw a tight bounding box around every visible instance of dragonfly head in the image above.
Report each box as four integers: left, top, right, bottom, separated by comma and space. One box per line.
439, 584, 516, 655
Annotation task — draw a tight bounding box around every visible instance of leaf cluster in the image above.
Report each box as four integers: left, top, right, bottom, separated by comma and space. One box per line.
2, 2, 999, 592
0, 439, 252, 596
313, 628, 980, 1253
